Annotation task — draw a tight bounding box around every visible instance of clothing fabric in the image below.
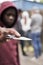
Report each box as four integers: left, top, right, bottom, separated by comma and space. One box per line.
31, 13, 42, 33
0, 1, 20, 65
31, 33, 42, 58
31, 13, 42, 58
21, 18, 31, 32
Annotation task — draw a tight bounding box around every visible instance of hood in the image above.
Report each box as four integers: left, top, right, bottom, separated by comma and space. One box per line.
0, 1, 18, 28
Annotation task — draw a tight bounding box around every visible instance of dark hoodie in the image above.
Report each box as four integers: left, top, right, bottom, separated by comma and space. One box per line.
0, 1, 20, 65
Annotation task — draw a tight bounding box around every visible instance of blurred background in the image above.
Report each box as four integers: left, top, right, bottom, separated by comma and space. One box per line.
0, 0, 43, 65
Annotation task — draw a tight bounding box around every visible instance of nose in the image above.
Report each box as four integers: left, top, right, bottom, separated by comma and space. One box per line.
9, 16, 14, 20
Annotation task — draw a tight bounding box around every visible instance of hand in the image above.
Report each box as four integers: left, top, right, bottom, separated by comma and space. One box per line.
7, 28, 21, 37
0, 27, 9, 42
0, 27, 21, 42
0, 31, 6, 42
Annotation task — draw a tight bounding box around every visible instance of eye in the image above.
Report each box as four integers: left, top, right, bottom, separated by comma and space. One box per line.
7, 13, 16, 17
7, 13, 12, 16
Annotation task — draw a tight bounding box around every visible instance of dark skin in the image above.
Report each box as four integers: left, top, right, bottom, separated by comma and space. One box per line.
3, 8, 16, 25
1, 7, 18, 28
0, 8, 21, 42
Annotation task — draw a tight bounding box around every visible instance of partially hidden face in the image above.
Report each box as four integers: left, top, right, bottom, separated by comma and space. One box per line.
1, 7, 18, 28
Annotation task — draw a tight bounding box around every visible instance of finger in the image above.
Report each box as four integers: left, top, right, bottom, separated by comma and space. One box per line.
8, 28, 21, 37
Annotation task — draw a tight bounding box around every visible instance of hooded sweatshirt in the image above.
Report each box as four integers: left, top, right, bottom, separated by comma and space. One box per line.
0, 1, 20, 65
0, 1, 18, 27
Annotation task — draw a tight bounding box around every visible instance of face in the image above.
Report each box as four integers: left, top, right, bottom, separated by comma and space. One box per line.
1, 7, 18, 28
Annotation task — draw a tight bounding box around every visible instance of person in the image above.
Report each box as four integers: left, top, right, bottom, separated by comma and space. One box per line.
14, 9, 25, 56
14, 9, 22, 33
0, 1, 21, 65
31, 7, 42, 60
20, 11, 31, 56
